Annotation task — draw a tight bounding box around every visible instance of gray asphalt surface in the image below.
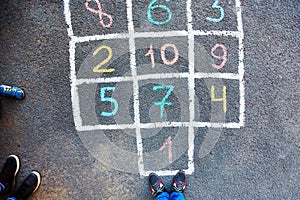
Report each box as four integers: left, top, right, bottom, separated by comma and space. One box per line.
0, 0, 299, 199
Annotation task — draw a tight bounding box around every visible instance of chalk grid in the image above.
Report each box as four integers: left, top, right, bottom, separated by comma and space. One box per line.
64, 0, 245, 176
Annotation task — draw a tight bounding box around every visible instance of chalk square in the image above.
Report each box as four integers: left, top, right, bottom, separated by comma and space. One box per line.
103, 129, 138, 154
191, 0, 238, 31
75, 39, 131, 79
194, 78, 240, 123
194, 35, 239, 74
77, 81, 135, 126
69, 0, 128, 36
138, 78, 190, 124
132, 0, 187, 32
141, 127, 189, 171
77, 129, 139, 173
135, 36, 189, 75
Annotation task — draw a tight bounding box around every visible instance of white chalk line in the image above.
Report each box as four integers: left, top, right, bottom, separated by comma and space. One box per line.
126, 0, 146, 177
186, 0, 196, 176
75, 72, 240, 85
69, 40, 83, 129
71, 30, 241, 43
64, 0, 82, 129
141, 170, 190, 177
236, 0, 245, 127
64, 0, 245, 176
63, 0, 73, 37
76, 122, 243, 132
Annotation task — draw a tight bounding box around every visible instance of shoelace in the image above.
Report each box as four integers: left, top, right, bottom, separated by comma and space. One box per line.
151, 182, 164, 196
173, 180, 185, 192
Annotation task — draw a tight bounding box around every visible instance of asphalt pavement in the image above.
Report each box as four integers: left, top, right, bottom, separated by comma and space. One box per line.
0, 0, 299, 199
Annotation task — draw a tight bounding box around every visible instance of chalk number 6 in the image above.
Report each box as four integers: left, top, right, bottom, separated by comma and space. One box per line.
92, 45, 115, 73
148, 0, 172, 25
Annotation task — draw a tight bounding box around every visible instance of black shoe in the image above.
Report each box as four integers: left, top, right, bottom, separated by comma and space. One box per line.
148, 172, 166, 197
8, 171, 41, 200
172, 170, 186, 193
0, 155, 20, 194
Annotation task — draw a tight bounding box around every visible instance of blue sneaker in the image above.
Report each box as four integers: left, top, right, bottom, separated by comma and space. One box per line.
0, 85, 25, 100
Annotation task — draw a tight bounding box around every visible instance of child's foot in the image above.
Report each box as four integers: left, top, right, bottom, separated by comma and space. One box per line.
7, 171, 41, 200
0, 155, 20, 194
172, 170, 187, 193
0, 85, 25, 100
148, 172, 166, 197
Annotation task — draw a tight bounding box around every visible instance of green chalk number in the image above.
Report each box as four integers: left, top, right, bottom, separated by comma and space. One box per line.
153, 85, 174, 118
100, 87, 119, 117
147, 0, 172, 25
206, 0, 225, 23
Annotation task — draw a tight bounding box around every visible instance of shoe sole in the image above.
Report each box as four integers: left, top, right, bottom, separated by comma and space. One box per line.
31, 171, 41, 193
8, 155, 20, 176
8, 155, 20, 190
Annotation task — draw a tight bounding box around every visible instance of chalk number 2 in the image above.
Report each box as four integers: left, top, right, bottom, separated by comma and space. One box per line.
92, 45, 115, 73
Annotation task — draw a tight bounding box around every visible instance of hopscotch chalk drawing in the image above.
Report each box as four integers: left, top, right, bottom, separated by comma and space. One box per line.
64, 0, 245, 176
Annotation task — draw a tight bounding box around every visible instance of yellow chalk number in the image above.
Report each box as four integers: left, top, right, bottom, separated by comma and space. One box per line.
92, 45, 115, 73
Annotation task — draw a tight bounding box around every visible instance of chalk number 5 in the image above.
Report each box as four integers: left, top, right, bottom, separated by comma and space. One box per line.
100, 87, 118, 117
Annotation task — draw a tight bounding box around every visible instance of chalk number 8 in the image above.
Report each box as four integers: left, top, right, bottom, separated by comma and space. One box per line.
148, 0, 172, 25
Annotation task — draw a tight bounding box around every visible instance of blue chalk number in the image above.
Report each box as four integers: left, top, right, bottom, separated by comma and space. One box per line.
100, 87, 118, 117
148, 0, 172, 25
153, 85, 174, 118
206, 0, 224, 23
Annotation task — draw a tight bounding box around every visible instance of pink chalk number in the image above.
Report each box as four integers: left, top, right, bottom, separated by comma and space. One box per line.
145, 43, 179, 68
85, 0, 113, 28
161, 44, 179, 66
211, 44, 227, 69
159, 136, 172, 164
